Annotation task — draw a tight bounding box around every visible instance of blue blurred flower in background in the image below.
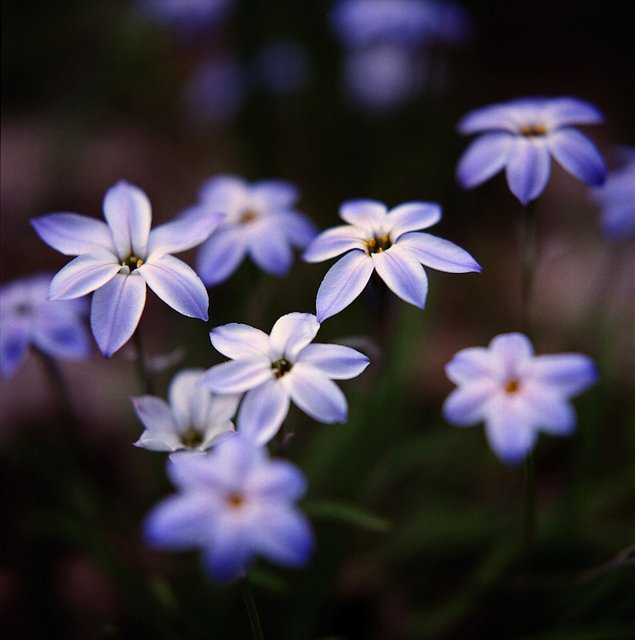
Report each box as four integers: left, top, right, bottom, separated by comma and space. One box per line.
31, 181, 222, 357
456, 97, 607, 205
132, 368, 239, 453
144, 434, 314, 582
203, 312, 369, 444
443, 332, 599, 464
0, 273, 91, 378
304, 199, 481, 321
135, 0, 235, 37
193, 175, 317, 285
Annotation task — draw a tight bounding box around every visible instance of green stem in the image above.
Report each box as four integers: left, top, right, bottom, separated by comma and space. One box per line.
134, 329, 155, 395
240, 577, 264, 640
522, 453, 535, 564
519, 200, 538, 339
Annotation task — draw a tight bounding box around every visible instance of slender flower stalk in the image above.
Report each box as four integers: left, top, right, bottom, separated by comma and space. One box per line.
519, 200, 538, 338
240, 577, 264, 640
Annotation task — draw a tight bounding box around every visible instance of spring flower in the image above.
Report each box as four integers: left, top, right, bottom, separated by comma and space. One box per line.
303, 199, 480, 322
592, 146, 635, 240
132, 368, 239, 453
31, 181, 222, 358
144, 434, 313, 582
443, 333, 598, 464
456, 97, 607, 205
192, 175, 318, 286
0, 273, 90, 378
203, 312, 369, 444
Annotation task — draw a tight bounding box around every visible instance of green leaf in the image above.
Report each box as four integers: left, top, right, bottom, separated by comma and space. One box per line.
303, 499, 390, 533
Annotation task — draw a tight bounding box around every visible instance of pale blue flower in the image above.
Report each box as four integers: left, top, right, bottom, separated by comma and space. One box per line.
31, 181, 222, 357
592, 146, 635, 240
132, 368, 239, 453
304, 200, 481, 322
456, 97, 607, 205
144, 434, 313, 582
0, 273, 90, 378
194, 175, 317, 286
203, 313, 369, 444
443, 333, 598, 464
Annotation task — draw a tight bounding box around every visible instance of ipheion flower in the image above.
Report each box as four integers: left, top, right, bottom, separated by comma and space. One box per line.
456, 96, 607, 205
31, 181, 223, 357
443, 333, 598, 464
203, 312, 370, 444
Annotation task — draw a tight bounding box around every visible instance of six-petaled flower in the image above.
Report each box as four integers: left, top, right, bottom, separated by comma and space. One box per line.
144, 434, 314, 582
443, 332, 598, 464
456, 97, 607, 205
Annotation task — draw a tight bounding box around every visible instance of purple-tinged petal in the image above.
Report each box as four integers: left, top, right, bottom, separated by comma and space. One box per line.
31, 213, 114, 256
32, 316, 91, 361
237, 380, 290, 444
484, 397, 537, 464
103, 181, 152, 258
167, 369, 206, 431
139, 254, 208, 320
297, 343, 369, 379
49, 251, 120, 300
0, 325, 29, 378
247, 460, 307, 501
548, 128, 607, 187
384, 202, 442, 239
286, 363, 348, 423
196, 226, 247, 286
442, 381, 497, 426
371, 247, 428, 308
543, 97, 604, 128
456, 133, 514, 189
457, 104, 519, 134
202, 518, 252, 582
303, 226, 366, 263
247, 224, 295, 276
251, 180, 299, 209
90, 273, 147, 357
203, 358, 273, 394
148, 209, 225, 257
275, 211, 318, 247
199, 174, 248, 209
505, 137, 551, 205
444, 347, 496, 385
269, 313, 320, 361
210, 323, 270, 359
525, 354, 598, 396
132, 396, 180, 450
251, 507, 313, 567
489, 333, 534, 377
397, 232, 481, 273
339, 199, 386, 229
518, 387, 577, 435
315, 251, 374, 322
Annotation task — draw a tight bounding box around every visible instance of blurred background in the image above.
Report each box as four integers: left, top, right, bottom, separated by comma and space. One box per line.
1, 1, 634, 638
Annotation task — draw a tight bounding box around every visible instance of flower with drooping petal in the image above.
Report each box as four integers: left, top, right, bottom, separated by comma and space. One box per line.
456, 97, 607, 205
303, 199, 481, 322
192, 175, 318, 286
144, 434, 313, 582
132, 368, 239, 453
592, 146, 635, 240
31, 181, 223, 357
0, 273, 91, 378
443, 333, 598, 464
203, 312, 369, 444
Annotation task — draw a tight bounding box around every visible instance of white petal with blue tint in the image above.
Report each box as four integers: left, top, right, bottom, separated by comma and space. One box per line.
203, 358, 272, 394
456, 133, 513, 189
31, 213, 114, 256
49, 251, 120, 300
148, 208, 225, 257
371, 247, 428, 308
526, 354, 599, 395
237, 380, 290, 444
339, 199, 386, 229
103, 181, 152, 258
505, 137, 551, 205
457, 103, 519, 134
544, 97, 604, 128
286, 364, 348, 423
442, 381, 497, 426
385, 202, 442, 238
398, 233, 481, 273
298, 343, 369, 379
548, 128, 607, 187
248, 223, 295, 276
269, 313, 320, 360
196, 226, 248, 286
303, 226, 366, 262
485, 397, 538, 465
210, 323, 270, 359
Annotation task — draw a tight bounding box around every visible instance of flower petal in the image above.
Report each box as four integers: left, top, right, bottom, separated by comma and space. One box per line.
167, 369, 205, 431
548, 128, 607, 187
196, 226, 247, 286
49, 250, 120, 300
31, 213, 114, 256
371, 247, 428, 308
525, 354, 598, 396
33, 316, 91, 361
237, 380, 290, 444
297, 343, 369, 379
132, 396, 180, 451
269, 313, 320, 361
442, 381, 497, 426
518, 386, 577, 435
286, 363, 348, 423
139, 254, 208, 320
339, 199, 386, 229
247, 222, 295, 276
202, 518, 252, 582
203, 358, 273, 394
251, 180, 299, 209
484, 396, 537, 464
543, 97, 604, 128
148, 208, 225, 257
275, 211, 318, 247
397, 232, 481, 273
103, 181, 152, 258
315, 251, 374, 322
489, 333, 534, 377
384, 202, 442, 239
0, 324, 29, 378
456, 133, 514, 189
247, 460, 307, 501
302, 225, 366, 263
210, 323, 270, 359
199, 174, 248, 208
90, 273, 147, 357
457, 103, 519, 134
505, 137, 551, 205
444, 347, 496, 384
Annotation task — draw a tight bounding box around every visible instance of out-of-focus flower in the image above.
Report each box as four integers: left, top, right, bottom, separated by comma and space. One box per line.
134, 0, 234, 35
252, 40, 311, 96
193, 175, 317, 286
0, 273, 91, 378
456, 97, 607, 205
592, 146, 635, 240
304, 200, 480, 322
203, 313, 369, 444
443, 333, 598, 464
31, 181, 221, 358
144, 434, 313, 582
132, 368, 239, 453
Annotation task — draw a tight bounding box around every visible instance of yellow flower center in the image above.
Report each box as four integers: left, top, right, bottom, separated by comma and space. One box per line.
225, 492, 246, 509
240, 210, 257, 224
365, 234, 392, 255
520, 123, 547, 137
121, 255, 144, 270
272, 357, 292, 378
504, 378, 521, 394
181, 428, 204, 448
